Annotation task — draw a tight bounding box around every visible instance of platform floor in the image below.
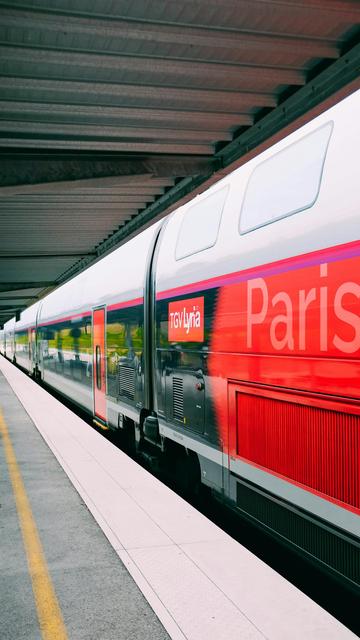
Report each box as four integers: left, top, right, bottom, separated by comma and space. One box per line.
0, 355, 356, 640
0, 368, 169, 640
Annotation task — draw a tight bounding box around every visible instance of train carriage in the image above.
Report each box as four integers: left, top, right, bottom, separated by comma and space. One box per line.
2, 88, 359, 588
13, 302, 41, 374
3, 318, 15, 362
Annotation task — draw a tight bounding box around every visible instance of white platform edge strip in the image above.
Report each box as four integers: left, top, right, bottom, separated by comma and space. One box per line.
0, 356, 356, 640
47, 442, 187, 640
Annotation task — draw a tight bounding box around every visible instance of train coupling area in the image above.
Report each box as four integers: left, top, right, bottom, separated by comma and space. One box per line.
0, 354, 357, 640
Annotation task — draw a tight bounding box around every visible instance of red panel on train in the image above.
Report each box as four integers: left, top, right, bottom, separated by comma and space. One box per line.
168, 296, 204, 342
228, 384, 360, 512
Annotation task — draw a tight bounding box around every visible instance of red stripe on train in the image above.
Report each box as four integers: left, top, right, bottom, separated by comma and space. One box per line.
37, 297, 143, 326
156, 239, 360, 301
107, 297, 143, 311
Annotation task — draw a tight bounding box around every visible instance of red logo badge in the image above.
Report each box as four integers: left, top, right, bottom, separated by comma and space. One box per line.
168, 297, 204, 342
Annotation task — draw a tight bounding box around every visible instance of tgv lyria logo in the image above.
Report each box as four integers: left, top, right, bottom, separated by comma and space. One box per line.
168, 297, 204, 342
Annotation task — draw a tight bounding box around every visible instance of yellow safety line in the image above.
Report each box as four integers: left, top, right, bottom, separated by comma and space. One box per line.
93, 418, 109, 431
0, 409, 68, 640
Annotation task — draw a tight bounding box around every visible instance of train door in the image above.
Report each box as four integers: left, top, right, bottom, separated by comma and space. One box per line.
92, 307, 107, 423
28, 328, 32, 368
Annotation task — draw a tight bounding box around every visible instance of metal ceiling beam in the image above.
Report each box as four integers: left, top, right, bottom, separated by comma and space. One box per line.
0, 204, 149, 215
0, 120, 233, 143
0, 253, 95, 258
0, 77, 277, 112
1, 231, 130, 237
0, 212, 134, 218
0, 282, 53, 291
0, 190, 163, 199
171, 0, 360, 21
0, 155, 215, 188
0, 174, 174, 192
1, 0, 359, 27
0, 195, 159, 202
2, 224, 133, 231
0, 8, 340, 59
0, 102, 253, 129
0, 45, 305, 90
0, 138, 214, 154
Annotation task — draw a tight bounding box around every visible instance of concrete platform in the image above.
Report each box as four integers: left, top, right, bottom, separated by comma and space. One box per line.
0, 354, 357, 640
0, 366, 169, 640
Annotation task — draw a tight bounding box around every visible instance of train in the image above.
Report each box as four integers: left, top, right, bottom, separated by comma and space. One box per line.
1, 88, 359, 589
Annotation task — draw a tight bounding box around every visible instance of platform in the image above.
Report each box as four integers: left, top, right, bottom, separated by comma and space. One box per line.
0, 354, 356, 640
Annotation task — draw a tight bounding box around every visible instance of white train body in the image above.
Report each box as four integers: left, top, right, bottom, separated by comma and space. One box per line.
2, 88, 359, 587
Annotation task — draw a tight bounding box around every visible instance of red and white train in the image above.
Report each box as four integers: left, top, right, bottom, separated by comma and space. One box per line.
1, 88, 359, 587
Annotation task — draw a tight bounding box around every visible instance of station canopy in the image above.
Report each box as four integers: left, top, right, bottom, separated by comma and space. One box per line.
0, 0, 359, 325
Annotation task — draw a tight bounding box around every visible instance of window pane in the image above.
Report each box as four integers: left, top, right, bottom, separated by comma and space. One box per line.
96, 345, 101, 389
176, 186, 229, 260
240, 122, 333, 234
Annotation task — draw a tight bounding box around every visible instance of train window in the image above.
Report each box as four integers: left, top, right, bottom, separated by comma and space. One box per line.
96, 345, 101, 389
176, 186, 229, 260
239, 121, 333, 234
